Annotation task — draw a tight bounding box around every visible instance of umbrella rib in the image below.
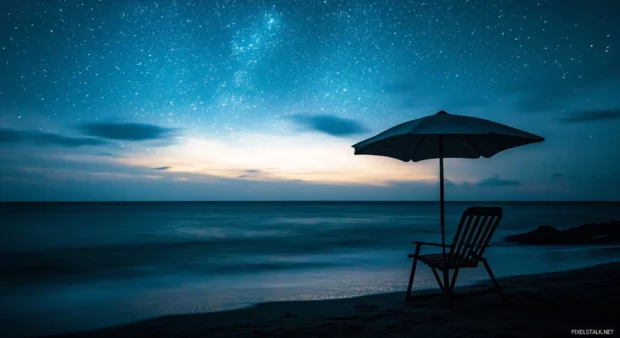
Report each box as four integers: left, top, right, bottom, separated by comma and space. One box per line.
409, 135, 427, 161
466, 135, 482, 157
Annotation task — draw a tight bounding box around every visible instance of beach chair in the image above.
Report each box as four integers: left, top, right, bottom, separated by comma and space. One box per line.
405, 206, 503, 300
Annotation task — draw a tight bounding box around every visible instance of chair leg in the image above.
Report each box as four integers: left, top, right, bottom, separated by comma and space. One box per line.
482, 259, 503, 296
431, 268, 445, 293
442, 269, 450, 295
405, 245, 421, 301
449, 268, 460, 292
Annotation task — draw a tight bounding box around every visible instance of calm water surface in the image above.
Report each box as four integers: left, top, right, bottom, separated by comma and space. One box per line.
1, 201, 619, 337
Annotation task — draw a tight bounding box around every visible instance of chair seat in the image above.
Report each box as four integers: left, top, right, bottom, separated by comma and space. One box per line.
406, 206, 503, 299
415, 253, 478, 270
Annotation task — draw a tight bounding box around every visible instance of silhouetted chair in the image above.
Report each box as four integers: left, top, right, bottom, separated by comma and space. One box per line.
406, 206, 503, 300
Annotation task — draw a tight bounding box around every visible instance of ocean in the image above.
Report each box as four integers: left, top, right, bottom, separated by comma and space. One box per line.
1, 201, 619, 337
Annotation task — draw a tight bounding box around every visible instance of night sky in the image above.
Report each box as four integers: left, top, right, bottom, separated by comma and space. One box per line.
1, 0, 619, 201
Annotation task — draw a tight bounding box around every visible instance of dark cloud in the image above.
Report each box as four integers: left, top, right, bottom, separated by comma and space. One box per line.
79, 122, 174, 141
0, 129, 22, 143
0, 128, 106, 147
29, 133, 106, 147
291, 114, 367, 136
558, 109, 620, 123
153, 166, 170, 171
237, 169, 262, 178
444, 179, 456, 187
476, 175, 521, 187
98, 152, 122, 158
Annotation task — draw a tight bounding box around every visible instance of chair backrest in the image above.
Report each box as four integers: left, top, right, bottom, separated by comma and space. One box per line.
447, 206, 503, 266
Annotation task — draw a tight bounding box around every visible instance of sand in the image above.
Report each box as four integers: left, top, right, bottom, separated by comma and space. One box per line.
45, 263, 620, 338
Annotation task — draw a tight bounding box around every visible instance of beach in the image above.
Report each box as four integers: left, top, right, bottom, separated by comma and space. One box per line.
2, 202, 620, 337
2, 0, 619, 336
48, 262, 620, 337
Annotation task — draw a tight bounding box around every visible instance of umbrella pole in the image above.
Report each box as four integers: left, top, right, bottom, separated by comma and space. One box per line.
439, 136, 449, 294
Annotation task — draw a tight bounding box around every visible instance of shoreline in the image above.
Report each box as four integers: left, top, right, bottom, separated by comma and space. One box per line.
4, 201, 620, 205
46, 262, 620, 338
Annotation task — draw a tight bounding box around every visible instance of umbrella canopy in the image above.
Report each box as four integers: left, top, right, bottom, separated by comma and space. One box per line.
352, 110, 544, 162
352, 110, 544, 293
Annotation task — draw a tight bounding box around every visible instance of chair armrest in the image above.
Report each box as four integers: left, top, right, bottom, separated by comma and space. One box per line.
412, 241, 452, 248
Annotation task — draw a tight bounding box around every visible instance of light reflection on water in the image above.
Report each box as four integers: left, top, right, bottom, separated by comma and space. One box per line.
3, 244, 620, 338
1, 202, 619, 337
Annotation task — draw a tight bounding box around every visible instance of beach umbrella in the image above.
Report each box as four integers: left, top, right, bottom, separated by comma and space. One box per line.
351, 110, 544, 289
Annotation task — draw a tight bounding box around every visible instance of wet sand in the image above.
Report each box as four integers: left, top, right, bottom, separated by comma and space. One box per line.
46, 262, 620, 338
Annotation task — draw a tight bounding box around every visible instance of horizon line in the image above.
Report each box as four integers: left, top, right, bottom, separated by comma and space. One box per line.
1, 200, 619, 203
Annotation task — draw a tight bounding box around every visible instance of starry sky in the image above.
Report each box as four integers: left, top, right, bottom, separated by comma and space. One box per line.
1, 0, 619, 201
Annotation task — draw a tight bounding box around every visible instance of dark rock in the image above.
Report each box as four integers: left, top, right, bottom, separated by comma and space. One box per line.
505, 221, 620, 245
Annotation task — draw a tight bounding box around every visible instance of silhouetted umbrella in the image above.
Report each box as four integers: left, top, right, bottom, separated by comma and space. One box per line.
352, 110, 544, 288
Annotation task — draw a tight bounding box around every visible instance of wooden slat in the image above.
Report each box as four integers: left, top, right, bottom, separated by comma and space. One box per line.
467, 215, 490, 260
445, 207, 503, 268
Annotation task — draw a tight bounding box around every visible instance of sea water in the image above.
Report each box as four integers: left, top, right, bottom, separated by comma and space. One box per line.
1, 201, 619, 336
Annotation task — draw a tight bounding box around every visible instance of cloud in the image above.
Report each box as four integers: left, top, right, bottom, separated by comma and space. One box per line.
29, 133, 106, 147
98, 152, 122, 158
237, 169, 262, 179
558, 109, 620, 123
476, 175, 521, 187
79, 122, 174, 141
153, 166, 170, 171
18, 166, 164, 181
0, 128, 106, 147
102, 133, 438, 186
0, 129, 21, 143
291, 114, 367, 136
